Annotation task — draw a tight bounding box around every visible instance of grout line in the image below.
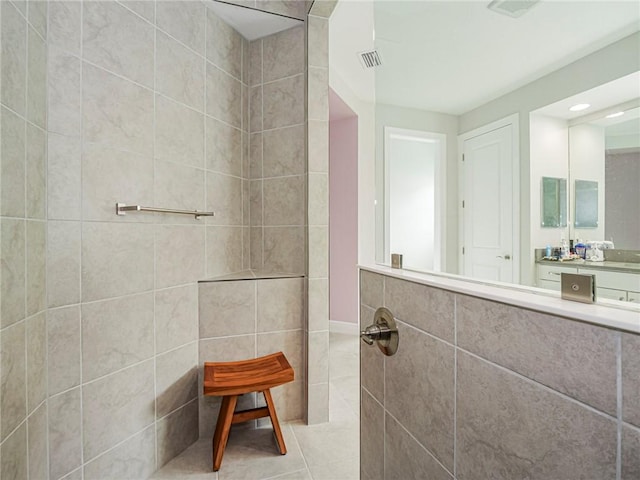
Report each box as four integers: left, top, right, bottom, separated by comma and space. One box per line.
616, 332, 622, 480
152, 3, 159, 468
24, 7, 30, 478
79, 0, 86, 475
453, 295, 458, 478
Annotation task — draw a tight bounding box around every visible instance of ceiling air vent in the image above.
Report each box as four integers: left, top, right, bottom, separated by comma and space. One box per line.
359, 50, 382, 69
487, 0, 540, 18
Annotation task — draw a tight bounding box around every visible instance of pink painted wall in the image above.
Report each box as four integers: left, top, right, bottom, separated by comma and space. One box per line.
329, 89, 359, 324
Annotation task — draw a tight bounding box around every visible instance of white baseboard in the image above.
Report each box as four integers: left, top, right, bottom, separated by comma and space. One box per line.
329, 320, 359, 335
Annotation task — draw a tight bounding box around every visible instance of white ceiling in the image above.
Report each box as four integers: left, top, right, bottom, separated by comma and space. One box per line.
329, 0, 640, 115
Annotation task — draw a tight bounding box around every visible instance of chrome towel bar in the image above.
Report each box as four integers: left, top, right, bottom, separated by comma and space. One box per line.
116, 203, 214, 219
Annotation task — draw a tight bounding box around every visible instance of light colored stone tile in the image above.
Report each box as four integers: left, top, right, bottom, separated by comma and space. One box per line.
1, 422, 27, 480
263, 74, 304, 130
207, 64, 242, 128
360, 270, 384, 309
28, 1, 48, 39
263, 227, 305, 274
458, 295, 618, 416
1, 2, 27, 116
120, 1, 155, 22
360, 389, 383, 480
47, 221, 80, 309
27, 403, 48, 480
199, 386, 256, 440
206, 172, 243, 226
205, 226, 244, 277
157, 401, 199, 468
242, 82, 249, 133
206, 9, 242, 79
308, 331, 329, 384
26, 124, 46, 219
308, 16, 328, 68
82, 293, 154, 382
156, 284, 198, 355
48, 1, 81, 54
256, 0, 307, 20
82, 222, 154, 302
257, 277, 303, 332
156, 344, 198, 418
48, 47, 81, 137
242, 37, 250, 85
243, 180, 250, 226
82, 360, 155, 461
149, 438, 214, 479
308, 226, 328, 278
27, 26, 46, 129
82, 1, 154, 87
1, 106, 26, 218
199, 280, 255, 338
61, 468, 83, 480
83, 63, 154, 156
308, 120, 328, 173
155, 160, 206, 224
623, 333, 640, 427
155, 225, 205, 289
308, 173, 328, 225
199, 334, 255, 365
1, 321, 26, 441
26, 220, 46, 317
293, 413, 358, 466
257, 330, 304, 373
48, 133, 81, 220
242, 130, 250, 178
623, 424, 640, 480
309, 278, 328, 332
26, 312, 46, 413
243, 226, 251, 270
250, 132, 263, 179
156, 95, 205, 168
207, 117, 242, 176
1, 219, 26, 328
308, 67, 328, 121
250, 85, 263, 133
360, 305, 383, 404
385, 413, 452, 480
257, 380, 304, 422
309, 0, 338, 18
263, 125, 305, 177
456, 351, 617, 479
83, 425, 156, 480
250, 180, 263, 227
386, 321, 455, 470
156, 1, 206, 55
251, 226, 264, 270
384, 276, 454, 342
249, 39, 262, 87
263, 26, 304, 83
48, 306, 81, 396
307, 382, 329, 424
263, 176, 305, 226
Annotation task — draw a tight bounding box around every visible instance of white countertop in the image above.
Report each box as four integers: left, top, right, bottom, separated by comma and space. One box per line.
360, 264, 640, 334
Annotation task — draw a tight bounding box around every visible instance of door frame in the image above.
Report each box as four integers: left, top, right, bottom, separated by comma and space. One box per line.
457, 114, 520, 284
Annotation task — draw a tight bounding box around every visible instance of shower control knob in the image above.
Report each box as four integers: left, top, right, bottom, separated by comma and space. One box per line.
360, 307, 399, 356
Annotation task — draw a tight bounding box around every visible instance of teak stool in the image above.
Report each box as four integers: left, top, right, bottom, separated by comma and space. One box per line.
203, 352, 294, 471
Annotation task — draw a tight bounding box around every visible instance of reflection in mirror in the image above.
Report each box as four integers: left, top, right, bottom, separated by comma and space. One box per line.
574, 180, 599, 228
541, 177, 567, 228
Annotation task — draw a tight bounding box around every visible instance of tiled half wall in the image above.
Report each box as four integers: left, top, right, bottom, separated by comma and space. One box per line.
360, 269, 640, 480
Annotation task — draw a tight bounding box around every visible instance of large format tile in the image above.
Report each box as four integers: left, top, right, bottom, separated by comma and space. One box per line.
48, 47, 81, 137
206, 172, 243, 226
48, 133, 81, 220
308, 16, 328, 68
623, 424, 640, 480
257, 278, 303, 332
28, 1, 48, 39
82, 1, 154, 87
82, 222, 154, 302
157, 401, 199, 468
48, 0, 81, 54
360, 305, 384, 404
156, 94, 205, 167
263, 176, 305, 226
82, 360, 155, 461
249, 133, 263, 179
385, 321, 455, 471
308, 173, 328, 225
47, 221, 81, 308
83, 425, 156, 480
26, 124, 46, 220
155, 160, 205, 222
249, 85, 263, 133
457, 294, 618, 415
155, 225, 206, 289
308, 331, 329, 385
622, 333, 640, 427
250, 180, 262, 226
207, 117, 242, 176
1, 218, 26, 328
385, 413, 452, 480
360, 389, 383, 480
292, 419, 358, 469
28, 403, 48, 480
27, 26, 47, 129
205, 226, 244, 276
263, 74, 304, 130
263, 227, 305, 274
456, 351, 617, 479
156, 343, 198, 418
156, 284, 199, 354
156, 1, 206, 55
308, 278, 329, 332
308, 67, 328, 122
256, 380, 304, 422
82, 293, 154, 382
1, 321, 26, 441
360, 270, 384, 309
257, 330, 304, 373
1, 106, 26, 218
1, 422, 27, 480
384, 276, 455, 342
262, 125, 305, 177
199, 281, 256, 338
26, 312, 47, 413
256, 0, 308, 20
47, 306, 81, 396
308, 226, 328, 278
308, 120, 328, 173
262, 26, 305, 83
26, 220, 46, 317
1, 2, 26, 115
206, 9, 242, 79
48, 388, 82, 480
249, 39, 262, 87
207, 64, 242, 128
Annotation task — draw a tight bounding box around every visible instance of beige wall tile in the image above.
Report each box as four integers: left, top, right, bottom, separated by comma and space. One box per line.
257, 278, 304, 332
199, 334, 256, 365
206, 172, 243, 226
308, 331, 329, 384
384, 277, 455, 342
83, 426, 156, 480
242, 37, 250, 86
156, 284, 198, 355
156, 343, 198, 418
257, 330, 304, 373
48, 47, 81, 137
385, 321, 455, 470
263, 74, 304, 130
307, 382, 329, 424
26, 124, 46, 219
360, 270, 384, 309
81, 222, 154, 302
1, 2, 26, 115
263, 125, 305, 177
82, 360, 155, 461
360, 305, 383, 404
156, 1, 206, 55
622, 333, 640, 427
206, 10, 242, 80
199, 281, 256, 338
48, 306, 81, 396
263, 226, 305, 274
27, 27, 47, 129
1, 321, 26, 441
308, 120, 329, 173
263, 26, 305, 83
308, 278, 328, 332
26, 312, 47, 413
82, 64, 154, 156
361, 389, 384, 480
47, 221, 80, 308
308, 16, 328, 68
82, 293, 154, 382
456, 351, 617, 479
308, 226, 328, 278
48, 1, 81, 55
250, 226, 264, 269
263, 176, 305, 226
156, 95, 205, 168
207, 64, 242, 128
82, 1, 154, 87
26, 220, 46, 317
156, 31, 205, 112
257, 380, 304, 422
249, 132, 263, 179
120, 1, 155, 22
157, 401, 199, 468
623, 424, 640, 480
309, 0, 338, 18
1, 422, 27, 480
155, 225, 205, 289
249, 39, 262, 87
257, 0, 308, 20
1, 106, 26, 218
308, 173, 328, 226
48, 133, 81, 220
205, 226, 244, 276
458, 294, 618, 416
249, 85, 263, 133
1, 219, 26, 328
27, 403, 48, 480
308, 67, 328, 121
155, 160, 206, 223
207, 117, 242, 176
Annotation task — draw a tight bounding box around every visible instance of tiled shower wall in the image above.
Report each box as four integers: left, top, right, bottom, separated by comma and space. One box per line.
360, 269, 640, 479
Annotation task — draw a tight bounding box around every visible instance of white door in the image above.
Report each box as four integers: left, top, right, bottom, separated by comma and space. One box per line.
462, 125, 514, 282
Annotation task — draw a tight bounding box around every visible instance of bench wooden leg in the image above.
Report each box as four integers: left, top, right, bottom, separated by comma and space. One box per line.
212, 395, 238, 471
263, 389, 287, 455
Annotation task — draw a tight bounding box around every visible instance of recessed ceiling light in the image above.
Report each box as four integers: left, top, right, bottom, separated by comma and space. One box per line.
605, 111, 625, 119
569, 103, 591, 112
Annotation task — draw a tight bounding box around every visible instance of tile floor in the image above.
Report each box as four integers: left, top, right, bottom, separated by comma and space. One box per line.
152, 333, 360, 480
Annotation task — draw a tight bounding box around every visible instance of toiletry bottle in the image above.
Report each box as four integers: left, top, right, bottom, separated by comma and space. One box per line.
545, 245, 552, 258
560, 238, 568, 258
575, 239, 586, 259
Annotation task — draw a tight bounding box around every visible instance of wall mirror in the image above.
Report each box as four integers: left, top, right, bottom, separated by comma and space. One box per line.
574, 180, 599, 229
541, 177, 567, 228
